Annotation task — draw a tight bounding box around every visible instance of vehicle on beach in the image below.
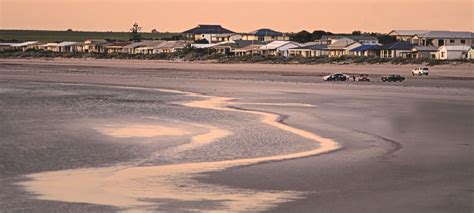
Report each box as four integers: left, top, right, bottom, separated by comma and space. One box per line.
412, 67, 429, 76
323, 73, 349, 81
382, 74, 405, 82
356, 74, 370, 82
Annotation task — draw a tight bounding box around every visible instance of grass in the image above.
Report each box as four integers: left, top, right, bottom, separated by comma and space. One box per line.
0, 30, 182, 42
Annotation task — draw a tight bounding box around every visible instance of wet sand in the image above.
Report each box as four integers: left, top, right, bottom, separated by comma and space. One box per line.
0, 59, 472, 212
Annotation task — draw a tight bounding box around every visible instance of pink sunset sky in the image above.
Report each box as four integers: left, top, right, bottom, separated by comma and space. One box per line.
1, 0, 473, 33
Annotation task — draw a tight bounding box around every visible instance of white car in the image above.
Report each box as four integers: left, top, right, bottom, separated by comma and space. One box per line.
412, 67, 429, 76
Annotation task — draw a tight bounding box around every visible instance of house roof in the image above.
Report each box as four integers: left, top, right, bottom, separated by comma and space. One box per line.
57, 41, 79, 47
155, 41, 187, 49
123, 40, 165, 48
248, 28, 284, 37
290, 44, 328, 50
349, 45, 380, 52
412, 46, 438, 52
321, 35, 378, 42
182, 25, 234, 34
378, 41, 414, 50
259, 41, 300, 50
420, 31, 473, 39
327, 38, 357, 49
389, 30, 430, 36
10, 41, 39, 47
105, 42, 132, 48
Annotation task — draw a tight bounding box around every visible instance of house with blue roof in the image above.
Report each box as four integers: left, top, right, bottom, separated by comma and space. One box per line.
242, 28, 289, 42
349, 44, 380, 57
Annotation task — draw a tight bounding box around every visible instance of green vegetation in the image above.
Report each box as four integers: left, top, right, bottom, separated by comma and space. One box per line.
0, 30, 182, 42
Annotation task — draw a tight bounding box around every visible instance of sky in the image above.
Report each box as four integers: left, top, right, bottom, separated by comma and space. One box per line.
1, 0, 473, 33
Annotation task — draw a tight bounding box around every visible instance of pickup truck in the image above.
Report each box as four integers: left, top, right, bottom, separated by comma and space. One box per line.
412, 67, 429, 76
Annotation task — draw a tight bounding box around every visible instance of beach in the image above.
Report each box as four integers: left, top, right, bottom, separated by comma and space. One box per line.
0, 59, 472, 212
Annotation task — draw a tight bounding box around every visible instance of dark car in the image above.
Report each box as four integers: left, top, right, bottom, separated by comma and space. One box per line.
323, 73, 348, 81
382, 74, 405, 82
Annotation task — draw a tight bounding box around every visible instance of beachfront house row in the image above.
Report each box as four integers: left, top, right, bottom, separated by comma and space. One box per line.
327, 38, 361, 57
154, 41, 188, 53
104, 42, 131, 53
259, 41, 301, 57
378, 41, 414, 58
182, 25, 236, 44
436, 45, 471, 60
241, 29, 289, 42
288, 43, 328, 57
389, 30, 474, 47
38, 42, 81, 52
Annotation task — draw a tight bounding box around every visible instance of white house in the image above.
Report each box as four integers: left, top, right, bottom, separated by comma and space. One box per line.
436, 45, 471, 60
259, 41, 301, 57
468, 48, 474, 60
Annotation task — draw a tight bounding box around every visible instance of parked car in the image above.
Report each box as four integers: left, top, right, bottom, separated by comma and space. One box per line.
323, 73, 349, 81
382, 74, 405, 82
412, 67, 429, 76
356, 74, 370, 82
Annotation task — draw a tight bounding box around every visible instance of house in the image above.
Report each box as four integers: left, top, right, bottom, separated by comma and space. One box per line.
349, 45, 380, 57
182, 25, 235, 44
468, 48, 474, 60
288, 44, 328, 57
436, 45, 471, 60
404, 46, 438, 59
388, 30, 430, 43
104, 42, 131, 53
83, 39, 109, 53
378, 41, 414, 58
122, 41, 165, 54
327, 38, 361, 57
318, 35, 379, 45
389, 30, 474, 46
259, 41, 301, 57
134, 41, 166, 54
154, 41, 188, 53
10, 41, 41, 51
38, 43, 59, 52
231, 40, 266, 56
0, 43, 15, 51
241, 29, 289, 42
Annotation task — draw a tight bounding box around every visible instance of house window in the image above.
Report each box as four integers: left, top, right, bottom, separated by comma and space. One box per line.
461, 40, 466, 44
441, 52, 445, 58
450, 39, 455, 43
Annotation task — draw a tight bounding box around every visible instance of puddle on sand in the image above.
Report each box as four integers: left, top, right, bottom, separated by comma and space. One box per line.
20, 86, 341, 212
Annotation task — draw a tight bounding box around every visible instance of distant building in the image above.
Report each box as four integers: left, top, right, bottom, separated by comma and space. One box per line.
259, 41, 301, 57
436, 45, 471, 60
406, 46, 438, 59
154, 41, 188, 53
104, 42, 131, 53
288, 44, 328, 57
327, 38, 361, 57
318, 35, 379, 45
349, 45, 380, 57
389, 30, 474, 47
241, 29, 289, 42
378, 41, 414, 58
182, 25, 235, 44
83, 39, 109, 53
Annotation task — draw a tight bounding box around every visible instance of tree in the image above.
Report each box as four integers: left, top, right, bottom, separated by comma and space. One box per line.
352, 30, 362, 35
66, 29, 73, 32
129, 23, 142, 42
311, 30, 332, 40
291, 30, 313, 43
377, 34, 397, 44
151, 29, 159, 33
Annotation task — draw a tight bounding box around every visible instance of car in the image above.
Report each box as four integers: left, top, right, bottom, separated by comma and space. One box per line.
356, 74, 370, 82
412, 67, 429, 76
323, 73, 348, 81
382, 74, 405, 82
